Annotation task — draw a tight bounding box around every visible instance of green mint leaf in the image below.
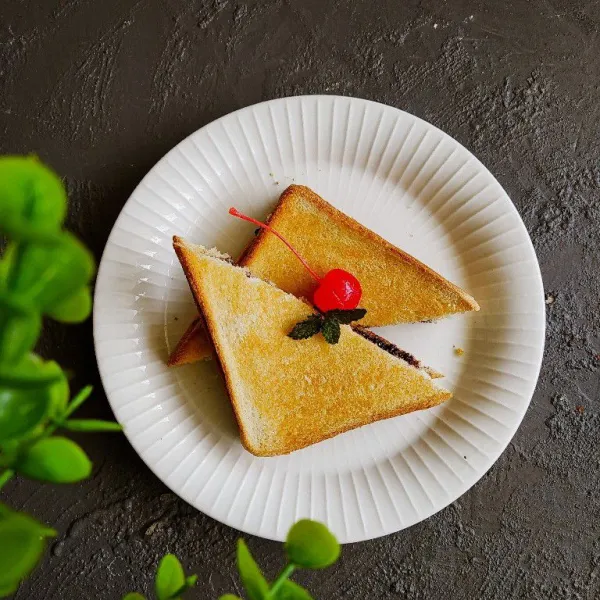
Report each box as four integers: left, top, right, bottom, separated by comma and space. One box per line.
218, 596, 242, 600
122, 594, 146, 600
274, 580, 314, 600
237, 539, 269, 600
285, 520, 340, 569
324, 308, 367, 324
14, 437, 92, 483
321, 318, 341, 345
155, 554, 185, 600
61, 419, 122, 433
0, 510, 55, 591
288, 315, 322, 340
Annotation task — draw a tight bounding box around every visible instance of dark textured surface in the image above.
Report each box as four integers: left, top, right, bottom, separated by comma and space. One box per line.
1, 0, 599, 598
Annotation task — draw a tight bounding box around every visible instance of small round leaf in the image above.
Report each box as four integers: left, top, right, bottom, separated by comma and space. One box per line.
0, 385, 51, 442
0, 510, 55, 590
122, 594, 146, 600
285, 520, 340, 569
45, 286, 92, 323
15, 437, 92, 483
218, 596, 242, 600
0, 156, 67, 237
0, 355, 66, 441
155, 554, 185, 600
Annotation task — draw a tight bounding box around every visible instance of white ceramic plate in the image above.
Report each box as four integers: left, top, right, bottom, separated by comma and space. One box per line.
94, 96, 545, 543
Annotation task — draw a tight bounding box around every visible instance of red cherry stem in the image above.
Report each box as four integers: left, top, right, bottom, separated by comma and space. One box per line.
229, 207, 322, 283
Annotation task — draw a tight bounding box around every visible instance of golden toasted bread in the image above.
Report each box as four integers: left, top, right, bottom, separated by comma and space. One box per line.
169, 185, 478, 366
167, 318, 213, 366
173, 237, 452, 457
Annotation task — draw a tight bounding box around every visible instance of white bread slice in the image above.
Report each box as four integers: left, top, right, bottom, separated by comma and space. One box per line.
173, 237, 452, 457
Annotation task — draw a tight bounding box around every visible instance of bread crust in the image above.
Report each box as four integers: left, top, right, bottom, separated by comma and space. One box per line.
167, 318, 211, 366
173, 237, 258, 453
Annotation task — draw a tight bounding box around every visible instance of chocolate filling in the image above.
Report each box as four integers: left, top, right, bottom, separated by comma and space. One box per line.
353, 326, 421, 368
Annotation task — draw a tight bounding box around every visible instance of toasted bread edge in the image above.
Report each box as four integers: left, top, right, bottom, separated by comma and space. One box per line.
172, 237, 266, 456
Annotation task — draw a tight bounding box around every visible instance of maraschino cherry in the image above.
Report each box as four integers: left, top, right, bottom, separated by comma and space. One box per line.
229, 207, 362, 312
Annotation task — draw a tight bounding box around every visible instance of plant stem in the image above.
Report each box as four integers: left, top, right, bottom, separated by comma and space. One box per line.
268, 563, 295, 597
62, 385, 93, 420
0, 469, 14, 490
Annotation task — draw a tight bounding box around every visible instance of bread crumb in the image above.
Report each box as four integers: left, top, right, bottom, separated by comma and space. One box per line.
545, 294, 555, 305
576, 405, 584, 414
454, 346, 465, 356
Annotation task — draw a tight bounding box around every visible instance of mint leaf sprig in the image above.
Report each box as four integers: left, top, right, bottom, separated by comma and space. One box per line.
288, 308, 367, 344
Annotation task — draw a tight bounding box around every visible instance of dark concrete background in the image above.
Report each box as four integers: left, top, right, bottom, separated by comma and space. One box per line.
1, 0, 599, 598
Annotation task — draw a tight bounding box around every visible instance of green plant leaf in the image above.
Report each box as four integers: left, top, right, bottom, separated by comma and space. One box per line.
8, 233, 95, 317
0, 580, 19, 598
45, 285, 92, 323
274, 580, 314, 600
0, 156, 67, 238
61, 419, 122, 433
122, 594, 146, 600
0, 384, 51, 442
321, 318, 341, 345
0, 309, 41, 364
288, 315, 323, 340
0, 355, 67, 441
237, 539, 269, 600
218, 596, 242, 600
324, 308, 367, 325
0, 510, 55, 591
14, 437, 92, 483
285, 520, 340, 569
168, 573, 198, 599
155, 554, 185, 600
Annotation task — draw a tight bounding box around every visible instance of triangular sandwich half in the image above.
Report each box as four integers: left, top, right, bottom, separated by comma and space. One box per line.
173, 237, 452, 457
169, 185, 478, 366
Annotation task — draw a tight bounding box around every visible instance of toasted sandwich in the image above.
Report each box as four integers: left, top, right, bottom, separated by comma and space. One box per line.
169, 185, 479, 366
173, 237, 452, 456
